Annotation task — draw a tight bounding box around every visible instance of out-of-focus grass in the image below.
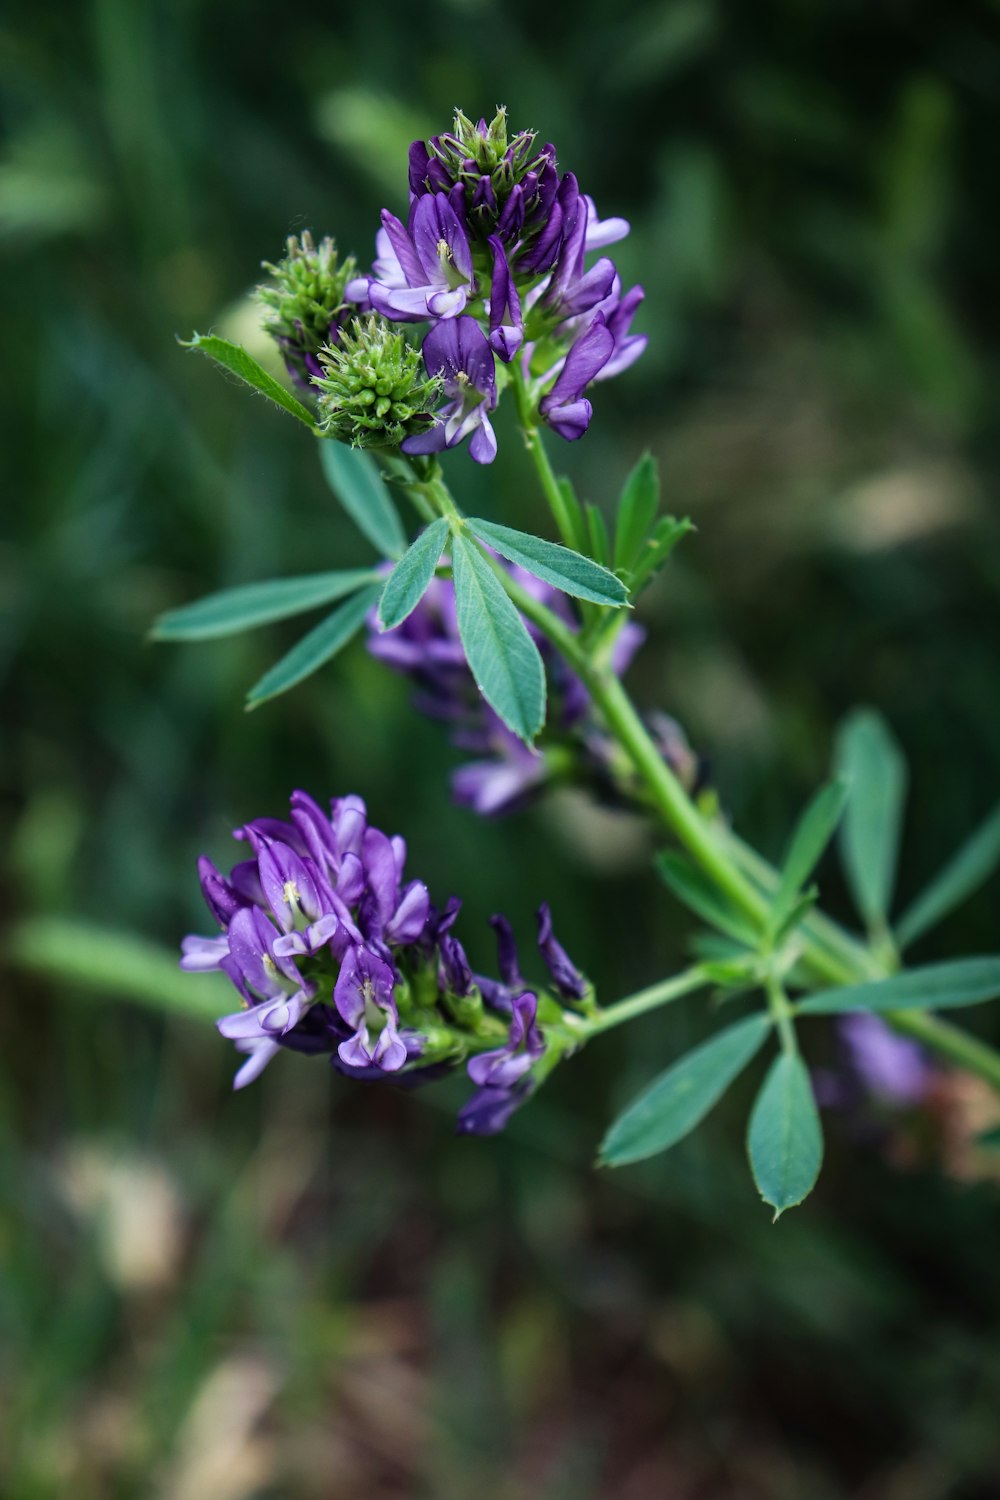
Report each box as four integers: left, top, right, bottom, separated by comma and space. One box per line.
2, 0, 1000, 1495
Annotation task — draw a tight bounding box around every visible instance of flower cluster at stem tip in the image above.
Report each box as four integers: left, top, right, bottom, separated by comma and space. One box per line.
255, 107, 646, 461
182, 790, 592, 1131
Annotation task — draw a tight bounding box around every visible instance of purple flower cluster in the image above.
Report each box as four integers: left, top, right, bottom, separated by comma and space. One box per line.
368, 565, 698, 817
260, 108, 645, 462
181, 791, 588, 1132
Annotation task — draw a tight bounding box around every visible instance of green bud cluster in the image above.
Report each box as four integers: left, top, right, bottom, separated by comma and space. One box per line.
432, 106, 545, 189
313, 316, 443, 450
256, 232, 356, 379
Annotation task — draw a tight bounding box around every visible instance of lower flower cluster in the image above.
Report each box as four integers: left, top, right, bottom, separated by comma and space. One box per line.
181, 791, 589, 1132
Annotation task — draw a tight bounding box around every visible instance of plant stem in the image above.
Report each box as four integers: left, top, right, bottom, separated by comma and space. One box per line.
576, 967, 709, 1037
511, 366, 582, 549
766, 975, 798, 1056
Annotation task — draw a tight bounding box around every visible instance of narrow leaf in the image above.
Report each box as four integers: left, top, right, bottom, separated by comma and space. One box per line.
896, 803, 1000, 949
614, 452, 660, 570
835, 709, 908, 927
319, 441, 407, 560
182, 333, 317, 429
8, 918, 228, 1021
152, 569, 378, 641
797, 956, 1000, 1015
748, 1053, 823, 1217
451, 534, 545, 744
631, 514, 694, 591
768, 779, 848, 936
657, 851, 759, 946
467, 518, 629, 607
600, 1014, 771, 1167
245, 583, 380, 708
377, 518, 449, 631
585, 503, 611, 567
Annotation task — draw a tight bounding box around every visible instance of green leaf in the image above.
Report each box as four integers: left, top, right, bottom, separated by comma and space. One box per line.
747, 1053, 823, 1218
245, 583, 381, 709
896, 803, 1000, 950
599, 1014, 772, 1167
835, 709, 908, 927
768, 779, 848, 936
585, 503, 611, 567
798, 956, 1000, 1015
151, 569, 379, 642
656, 851, 759, 946
182, 333, 318, 430
614, 452, 660, 571
450, 534, 545, 744
319, 441, 407, 560
377, 518, 449, 631
466, 518, 629, 607
630, 514, 694, 591
7, 917, 228, 1022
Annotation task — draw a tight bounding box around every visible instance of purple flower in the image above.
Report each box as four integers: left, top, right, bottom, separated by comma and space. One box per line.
486, 236, 523, 362
537, 903, 588, 1001
366, 195, 475, 323
538, 314, 616, 441
402, 317, 498, 465
182, 789, 579, 1127
456, 1083, 529, 1136
334, 945, 407, 1073
840, 1014, 933, 1106
467, 992, 545, 1088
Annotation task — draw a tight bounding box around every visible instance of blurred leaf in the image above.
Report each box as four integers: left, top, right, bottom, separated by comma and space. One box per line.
7, 918, 227, 1021
451, 534, 545, 744
315, 88, 433, 197
631, 515, 694, 592
768, 780, 848, 938
657, 851, 759, 946
181, 334, 318, 429
377, 518, 449, 630
152, 569, 379, 641
798, 957, 1000, 1015
896, 803, 1000, 950
467, 518, 629, 607
835, 709, 908, 928
319, 442, 407, 560
747, 1054, 823, 1218
585, 503, 611, 567
600, 1013, 771, 1167
614, 453, 659, 571
245, 584, 381, 708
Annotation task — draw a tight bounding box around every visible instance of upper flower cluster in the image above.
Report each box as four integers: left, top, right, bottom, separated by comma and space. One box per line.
257, 108, 646, 462
182, 790, 590, 1132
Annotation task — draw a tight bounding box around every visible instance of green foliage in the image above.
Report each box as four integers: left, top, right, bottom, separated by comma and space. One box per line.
657, 851, 759, 946
896, 803, 1000, 950
629, 516, 694, 592
747, 1053, 823, 1218
256, 231, 357, 387
450, 534, 546, 744
466, 518, 629, 607
319, 440, 407, 559
767, 779, 848, 939
152, 569, 379, 641
835, 710, 908, 930
798, 957, 1000, 1015
600, 1014, 772, 1166
245, 584, 381, 709
613, 453, 660, 571
8, 918, 227, 1021
377, 518, 450, 630
181, 333, 318, 430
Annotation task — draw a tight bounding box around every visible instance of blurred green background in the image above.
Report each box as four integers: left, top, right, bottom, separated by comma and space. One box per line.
3, 1, 1000, 1495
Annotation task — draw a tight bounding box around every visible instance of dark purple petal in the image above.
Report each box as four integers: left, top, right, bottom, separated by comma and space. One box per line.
537, 904, 588, 1000
456, 1084, 528, 1136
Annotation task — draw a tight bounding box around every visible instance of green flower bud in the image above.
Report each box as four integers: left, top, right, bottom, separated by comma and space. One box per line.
313, 316, 442, 450
256, 232, 357, 387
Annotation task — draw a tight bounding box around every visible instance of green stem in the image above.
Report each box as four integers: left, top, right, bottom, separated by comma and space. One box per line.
575, 967, 708, 1037
511, 366, 581, 549
766, 975, 798, 1056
